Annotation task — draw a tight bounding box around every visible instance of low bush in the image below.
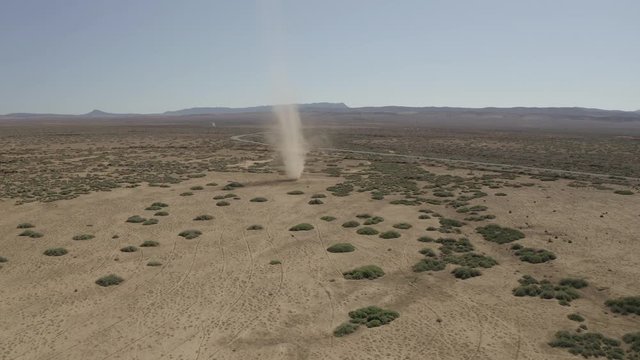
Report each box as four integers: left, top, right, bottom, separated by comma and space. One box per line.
17, 223, 34, 229
512, 275, 583, 305
419, 248, 436, 257
476, 224, 525, 244
333, 322, 359, 337
452, 266, 481, 279
413, 258, 446, 272
0, 256, 7, 263
147, 261, 162, 266
327, 243, 355, 253
308, 199, 324, 205
19, 230, 43, 238
379, 231, 401, 239
392, 223, 412, 229
247, 224, 263, 230
180, 192, 194, 196
417, 235, 435, 242
190, 186, 204, 191
605, 296, 640, 315
357, 227, 379, 235
73, 234, 94, 241
206, 182, 218, 186
96, 274, 124, 287
343, 265, 385, 280
142, 218, 158, 225
179, 229, 202, 239
559, 278, 589, 289
439, 218, 465, 228
356, 213, 371, 219
567, 313, 585, 322
154, 211, 169, 216
320, 216, 336, 222
549, 331, 624, 359
140, 240, 159, 247
364, 216, 384, 225
614, 190, 634, 195
622, 332, 640, 353
289, 223, 314, 231
348, 306, 399, 328
216, 200, 230, 206
311, 194, 326, 199
250, 197, 268, 202
269, 259, 282, 265
120, 245, 138, 253
287, 190, 305, 195
514, 247, 557, 263
194, 214, 214, 221
151, 202, 168, 207
44, 247, 68, 256
444, 253, 497, 268
436, 237, 474, 253
126, 215, 146, 223
418, 214, 431, 219
342, 221, 360, 228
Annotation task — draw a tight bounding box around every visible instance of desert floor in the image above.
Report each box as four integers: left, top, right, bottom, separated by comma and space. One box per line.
1, 154, 639, 359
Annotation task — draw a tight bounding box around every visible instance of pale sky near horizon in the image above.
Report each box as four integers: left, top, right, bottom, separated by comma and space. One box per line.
0, 0, 638, 114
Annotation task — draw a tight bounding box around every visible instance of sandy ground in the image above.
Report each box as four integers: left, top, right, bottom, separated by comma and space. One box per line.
1, 168, 639, 360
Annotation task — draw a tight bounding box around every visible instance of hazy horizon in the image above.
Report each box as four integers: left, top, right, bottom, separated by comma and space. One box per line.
1, 0, 638, 114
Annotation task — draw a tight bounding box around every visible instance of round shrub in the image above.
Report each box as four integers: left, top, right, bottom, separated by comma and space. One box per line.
348, 306, 399, 328
73, 234, 94, 241
605, 296, 640, 315
419, 248, 436, 257
216, 201, 230, 206
180, 192, 194, 196
393, 223, 412, 230
417, 236, 435, 242
250, 197, 268, 202
96, 274, 124, 287
327, 243, 355, 253
190, 186, 204, 191
194, 214, 214, 221
320, 216, 336, 222
44, 247, 68, 256
287, 190, 304, 195
289, 223, 314, 231
379, 231, 401, 239
356, 213, 371, 219
142, 218, 158, 225
154, 211, 169, 216
342, 221, 360, 228
179, 229, 202, 239
120, 245, 138, 253
413, 258, 446, 272
308, 199, 324, 205
476, 224, 525, 244
151, 202, 168, 207
126, 215, 146, 223
19, 230, 43, 238
452, 266, 481, 279
356, 227, 379, 235
311, 194, 326, 199
343, 265, 385, 280
568, 313, 585, 322
515, 247, 556, 263
363, 216, 384, 225
140, 240, 159, 247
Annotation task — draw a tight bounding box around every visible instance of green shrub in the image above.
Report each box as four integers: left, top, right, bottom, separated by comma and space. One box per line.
476, 224, 525, 244
206, 182, 218, 186
147, 261, 162, 266
356, 213, 372, 219
308, 199, 324, 205
452, 266, 481, 279
151, 202, 168, 207
180, 192, 193, 196
311, 194, 326, 199
418, 214, 431, 219
514, 247, 556, 263
179, 229, 202, 239
17, 223, 34, 229
154, 211, 169, 216
357, 227, 379, 235
614, 190, 634, 195
96, 274, 124, 287
567, 313, 585, 322
140, 240, 159, 247
417, 235, 435, 242
436, 237, 474, 253
247, 224, 263, 230
549, 331, 624, 359
120, 245, 138, 253
19, 230, 43, 238
419, 248, 436, 257
363, 216, 384, 225
287, 190, 304, 195
512, 275, 583, 304
126, 215, 146, 223
392, 223, 412, 229
269, 259, 282, 265
320, 216, 336, 222
145, 205, 162, 211
439, 218, 465, 228
327, 243, 355, 253
333, 322, 359, 337
44, 247, 68, 256
348, 306, 399, 327
559, 278, 589, 289
622, 332, 640, 352
413, 258, 446, 272
142, 218, 158, 225
343, 265, 385, 280
444, 253, 497, 268
250, 197, 268, 202
605, 296, 640, 315
73, 234, 94, 241
289, 223, 314, 231
194, 214, 213, 221
379, 230, 400, 239
216, 201, 230, 206
342, 220, 360, 228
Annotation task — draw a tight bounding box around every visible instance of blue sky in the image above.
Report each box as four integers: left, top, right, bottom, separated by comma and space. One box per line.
0, 0, 638, 114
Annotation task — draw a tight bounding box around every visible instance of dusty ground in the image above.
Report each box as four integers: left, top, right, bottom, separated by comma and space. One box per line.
1, 119, 639, 359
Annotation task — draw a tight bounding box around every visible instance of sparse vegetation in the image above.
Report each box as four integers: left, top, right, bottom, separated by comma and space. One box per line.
417, 235, 435, 242
413, 258, 446, 272
567, 313, 585, 322
44, 248, 68, 256
179, 229, 202, 239
333, 322, 359, 337
614, 190, 634, 195
327, 243, 355, 253
439, 218, 465, 228
72, 234, 94, 241
17, 223, 34, 229
142, 218, 158, 225
96, 274, 124, 287
512, 275, 584, 305
194, 214, 213, 221
19, 230, 43, 238
436, 237, 474, 254
476, 224, 525, 244
444, 253, 497, 268
549, 331, 624, 359
514, 247, 557, 263
289, 223, 314, 231
343, 265, 385, 280
605, 296, 640, 315
348, 306, 399, 327
452, 266, 481, 279
320, 216, 336, 222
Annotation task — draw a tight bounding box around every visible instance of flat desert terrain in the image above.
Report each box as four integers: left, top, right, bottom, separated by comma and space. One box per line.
1, 116, 639, 360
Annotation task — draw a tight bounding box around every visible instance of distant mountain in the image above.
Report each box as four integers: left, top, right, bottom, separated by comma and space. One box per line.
163, 102, 349, 116
85, 109, 113, 116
